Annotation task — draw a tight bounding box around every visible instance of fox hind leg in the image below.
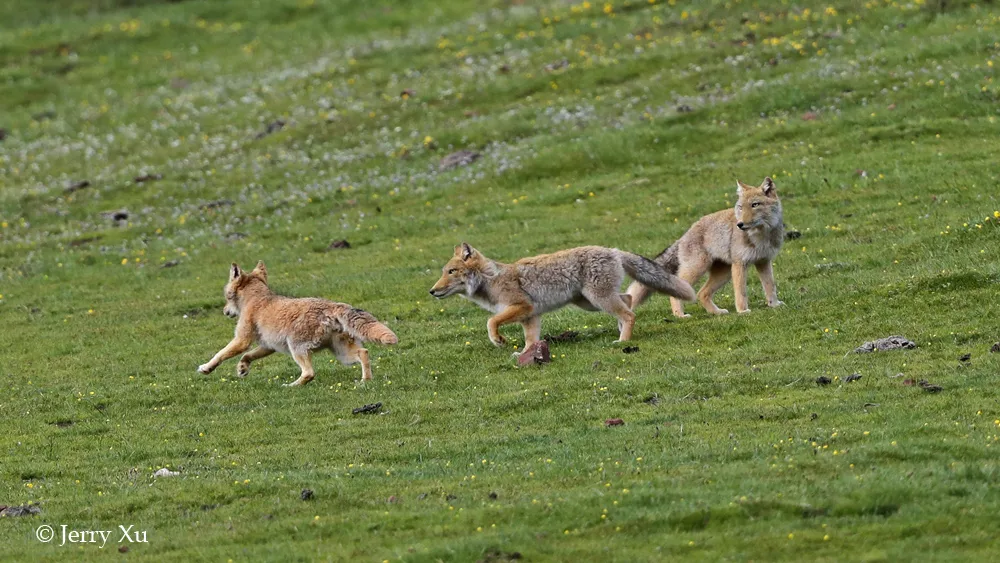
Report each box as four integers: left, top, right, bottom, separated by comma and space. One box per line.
670, 260, 709, 318
284, 348, 316, 387
331, 336, 373, 381
585, 290, 635, 342
698, 262, 732, 315
624, 281, 652, 309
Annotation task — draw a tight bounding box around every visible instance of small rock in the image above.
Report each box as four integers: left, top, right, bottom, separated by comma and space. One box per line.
845, 373, 862, 383
643, 395, 660, 406
417, 493, 428, 500
255, 119, 286, 140
854, 335, 916, 354
919, 380, 943, 393
134, 173, 162, 184
542, 330, 578, 343
517, 340, 551, 366
65, 180, 91, 193
161, 260, 180, 268
802, 112, 818, 121
352, 402, 382, 415
0, 505, 41, 517
301, 489, 314, 501
439, 150, 481, 171
387, 495, 398, 504
959, 353, 971, 362
903, 379, 915, 386
605, 418, 624, 426
152, 468, 179, 478
224, 232, 249, 242
489, 492, 498, 500
543, 59, 569, 72
199, 199, 234, 210
118, 545, 129, 553
815, 376, 831, 386
622, 346, 640, 354
991, 342, 1000, 353
328, 239, 351, 250
810, 413, 818, 420
101, 209, 129, 222
785, 230, 802, 240
676, 104, 693, 113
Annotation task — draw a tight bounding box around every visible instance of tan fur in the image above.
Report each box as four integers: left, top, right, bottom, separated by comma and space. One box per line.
430, 244, 695, 348
197, 261, 397, 386
626, 177, 785, 316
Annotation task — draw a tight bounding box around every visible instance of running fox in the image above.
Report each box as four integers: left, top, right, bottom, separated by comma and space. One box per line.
197, 261, 398, 386
429, 243, 695, 348
626, 177, 785, 316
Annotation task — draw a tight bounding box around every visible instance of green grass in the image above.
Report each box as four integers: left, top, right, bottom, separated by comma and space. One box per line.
2, 0, 1000, 560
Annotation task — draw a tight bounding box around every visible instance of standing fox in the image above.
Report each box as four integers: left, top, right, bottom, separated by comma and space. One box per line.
626, 177, 785, 317
429, 243, 695, 348
197, 261, 398, 386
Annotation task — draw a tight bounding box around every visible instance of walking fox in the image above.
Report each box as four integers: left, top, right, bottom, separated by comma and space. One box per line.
429, 243, 695, 348
626, 177, 785, 317
197, 261, 398, 386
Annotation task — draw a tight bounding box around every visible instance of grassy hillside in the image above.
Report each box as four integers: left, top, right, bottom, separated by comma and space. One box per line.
2, 0, 999, 560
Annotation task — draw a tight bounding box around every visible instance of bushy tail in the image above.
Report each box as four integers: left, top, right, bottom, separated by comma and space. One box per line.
339, 307, 399, 345
621, 251, 695, 301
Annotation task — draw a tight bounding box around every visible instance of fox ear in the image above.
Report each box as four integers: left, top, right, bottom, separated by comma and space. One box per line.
460, 242, 476, 261
253, 260, 267, 282
229, 262, 241, 281
736, 180, 744, 196
761, 177, 776, 197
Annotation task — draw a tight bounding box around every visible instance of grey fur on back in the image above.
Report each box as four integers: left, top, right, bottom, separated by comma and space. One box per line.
652, 243, 681, 275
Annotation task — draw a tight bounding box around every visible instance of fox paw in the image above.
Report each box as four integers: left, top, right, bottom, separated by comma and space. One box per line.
197, 364, 213, 374
489, 334, 507, 347
737, 308, 751, 314
673, 313, 692, 319
768, 300, 785, 308
236, 364, 250, 378
711, 308, 729, 315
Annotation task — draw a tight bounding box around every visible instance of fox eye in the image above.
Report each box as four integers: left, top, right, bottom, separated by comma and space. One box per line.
751, 202, 761, 208
448, 269, 457, 275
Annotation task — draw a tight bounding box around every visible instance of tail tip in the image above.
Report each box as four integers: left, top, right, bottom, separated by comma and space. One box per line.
382, 333, 399, 345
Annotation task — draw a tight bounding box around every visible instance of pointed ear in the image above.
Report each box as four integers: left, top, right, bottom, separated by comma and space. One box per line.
229, 262, 242, 281
460, 242, 476, 261
761, 177, 776, 197
453, 244, 465, 257
736, 180, 745, 196
253, 260, 267, 282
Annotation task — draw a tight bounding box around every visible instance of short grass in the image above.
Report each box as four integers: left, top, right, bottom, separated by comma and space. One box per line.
2, 0, 1000, 560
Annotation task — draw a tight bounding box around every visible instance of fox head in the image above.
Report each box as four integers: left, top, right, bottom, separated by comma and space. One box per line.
429, 243, 486, 298
735, 177, 782, 232
222, 260, 268, 318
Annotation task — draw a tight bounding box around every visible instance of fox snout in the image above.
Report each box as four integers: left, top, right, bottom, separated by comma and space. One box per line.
736, 221, 747, 231
429, 285, 452, 298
